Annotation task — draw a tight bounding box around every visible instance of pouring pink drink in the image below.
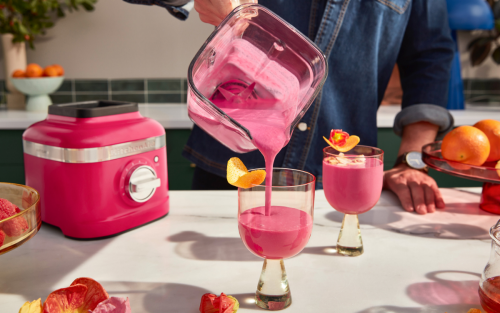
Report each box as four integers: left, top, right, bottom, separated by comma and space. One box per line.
204, 39, 301, 216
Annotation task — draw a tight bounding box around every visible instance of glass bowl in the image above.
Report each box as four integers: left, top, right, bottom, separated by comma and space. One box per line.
422, 141, 500, 183
0, 182, 41, 255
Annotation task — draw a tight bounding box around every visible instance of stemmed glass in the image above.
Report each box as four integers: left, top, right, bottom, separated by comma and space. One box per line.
322, 146, 384, 256
238, 168, 315, 310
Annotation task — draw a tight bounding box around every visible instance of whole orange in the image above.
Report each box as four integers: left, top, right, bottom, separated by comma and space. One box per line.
43, 66, 58, 77
25, 63, 43, 78
473, 119, 500, 162
441, 125, 490, 166
12, 69, 25, 78
51, 64, 64, 76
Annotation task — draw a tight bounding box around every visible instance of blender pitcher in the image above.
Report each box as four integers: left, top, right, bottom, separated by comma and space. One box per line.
187, 4, 328, 153
479, 219, 500, 312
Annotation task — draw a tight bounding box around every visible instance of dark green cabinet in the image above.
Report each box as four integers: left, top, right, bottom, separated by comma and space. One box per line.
0, 130, 25, 184
0, 128, 484, 189
165, 129, 195, 190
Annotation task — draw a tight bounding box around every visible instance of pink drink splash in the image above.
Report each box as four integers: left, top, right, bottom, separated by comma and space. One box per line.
206, 39, 301, 216
323, 157, 384, 214
238, 206, 313, 259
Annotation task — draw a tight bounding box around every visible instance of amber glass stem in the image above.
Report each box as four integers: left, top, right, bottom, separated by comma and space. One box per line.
337, 214, 363, 257
255, 259, 291, 310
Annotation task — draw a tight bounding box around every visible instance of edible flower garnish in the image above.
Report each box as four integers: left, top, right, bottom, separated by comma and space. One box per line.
199, 293, 239, 313
323, 129, 360, 152
19, 298, 42, 313
42, 278, 109, 313
18, 278, 131, 313
227, 157, 266, 188
90, 297, 132, 313
330, 129, 349, 146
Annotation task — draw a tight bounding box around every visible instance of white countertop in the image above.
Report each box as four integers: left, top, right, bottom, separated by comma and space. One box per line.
0, 104, 193, 130
2, 104, 500, 129
0, 188, 496, 312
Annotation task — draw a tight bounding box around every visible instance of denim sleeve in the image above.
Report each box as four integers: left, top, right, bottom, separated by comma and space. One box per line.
123, 0, 193, 21
395, 0, 455, 135
393, 104, 454, 139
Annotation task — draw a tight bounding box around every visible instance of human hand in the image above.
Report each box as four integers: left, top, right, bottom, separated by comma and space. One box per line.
194, 0, 257, 26
383, 164, 445, 214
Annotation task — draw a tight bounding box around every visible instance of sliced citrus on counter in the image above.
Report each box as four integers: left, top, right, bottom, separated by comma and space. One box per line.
323, 129, 360, 152
227, 157, 266, 188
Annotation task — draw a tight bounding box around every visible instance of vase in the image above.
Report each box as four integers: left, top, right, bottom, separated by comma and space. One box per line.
2, 33, 26, 110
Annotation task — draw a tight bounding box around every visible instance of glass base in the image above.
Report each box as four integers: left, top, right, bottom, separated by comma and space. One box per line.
480, 182, 500, 215
255, 259, 291, 310
255, 290, 291, 310
337, 244, 363, 257
337, 214, 363, 257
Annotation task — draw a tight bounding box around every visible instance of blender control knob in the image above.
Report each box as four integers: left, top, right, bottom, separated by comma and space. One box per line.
128, 165, 161, 203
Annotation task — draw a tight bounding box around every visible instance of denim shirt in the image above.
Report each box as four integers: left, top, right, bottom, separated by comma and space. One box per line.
128, 0, 455, 188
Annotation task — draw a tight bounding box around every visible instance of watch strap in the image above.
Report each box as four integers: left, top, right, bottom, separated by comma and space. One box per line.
394, 151, 428, 173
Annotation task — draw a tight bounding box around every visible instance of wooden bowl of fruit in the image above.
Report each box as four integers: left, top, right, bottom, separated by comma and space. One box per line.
10, 63, 65, 112
0, 182, 41, 255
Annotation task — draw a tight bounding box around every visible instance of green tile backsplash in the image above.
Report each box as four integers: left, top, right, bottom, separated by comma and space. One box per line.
0, 77, 495, 106
50, 94, 73, 104
56, 80, 72, 92
111, 94, 146, 103
75, 80, 109, 92
31, 78, 188, 105
111, 80, 145, 92
148, 79, 181, 91
148, 93, 182, 103
75, 94, 109, 102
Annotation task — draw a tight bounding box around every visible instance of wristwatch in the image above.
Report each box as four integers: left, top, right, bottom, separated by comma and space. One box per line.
394, 151, 428, 172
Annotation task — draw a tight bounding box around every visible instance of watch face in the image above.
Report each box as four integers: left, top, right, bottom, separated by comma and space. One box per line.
406, 151, 426, 169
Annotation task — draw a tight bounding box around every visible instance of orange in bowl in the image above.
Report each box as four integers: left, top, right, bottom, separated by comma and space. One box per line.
51, 64, 64, 76
474, 119, 500, 162
441, 125, 490, 166
25, 63, 43, 78
12, 69, 25, 78
43, 66, 59, 77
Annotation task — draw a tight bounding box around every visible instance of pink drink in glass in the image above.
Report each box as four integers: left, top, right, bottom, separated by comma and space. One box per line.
323, 157, 384, 214
238, 206, 313, 259
322, 146, 384, 256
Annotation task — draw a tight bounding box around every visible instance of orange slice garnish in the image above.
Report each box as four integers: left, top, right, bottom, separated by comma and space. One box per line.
227, 157, 266, 188
323, 133, 360, 152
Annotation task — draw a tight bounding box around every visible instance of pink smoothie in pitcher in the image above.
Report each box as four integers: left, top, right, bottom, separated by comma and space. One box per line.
202, 39, 303, 215
238, 206, 313, 259
323, 157, 383, 214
